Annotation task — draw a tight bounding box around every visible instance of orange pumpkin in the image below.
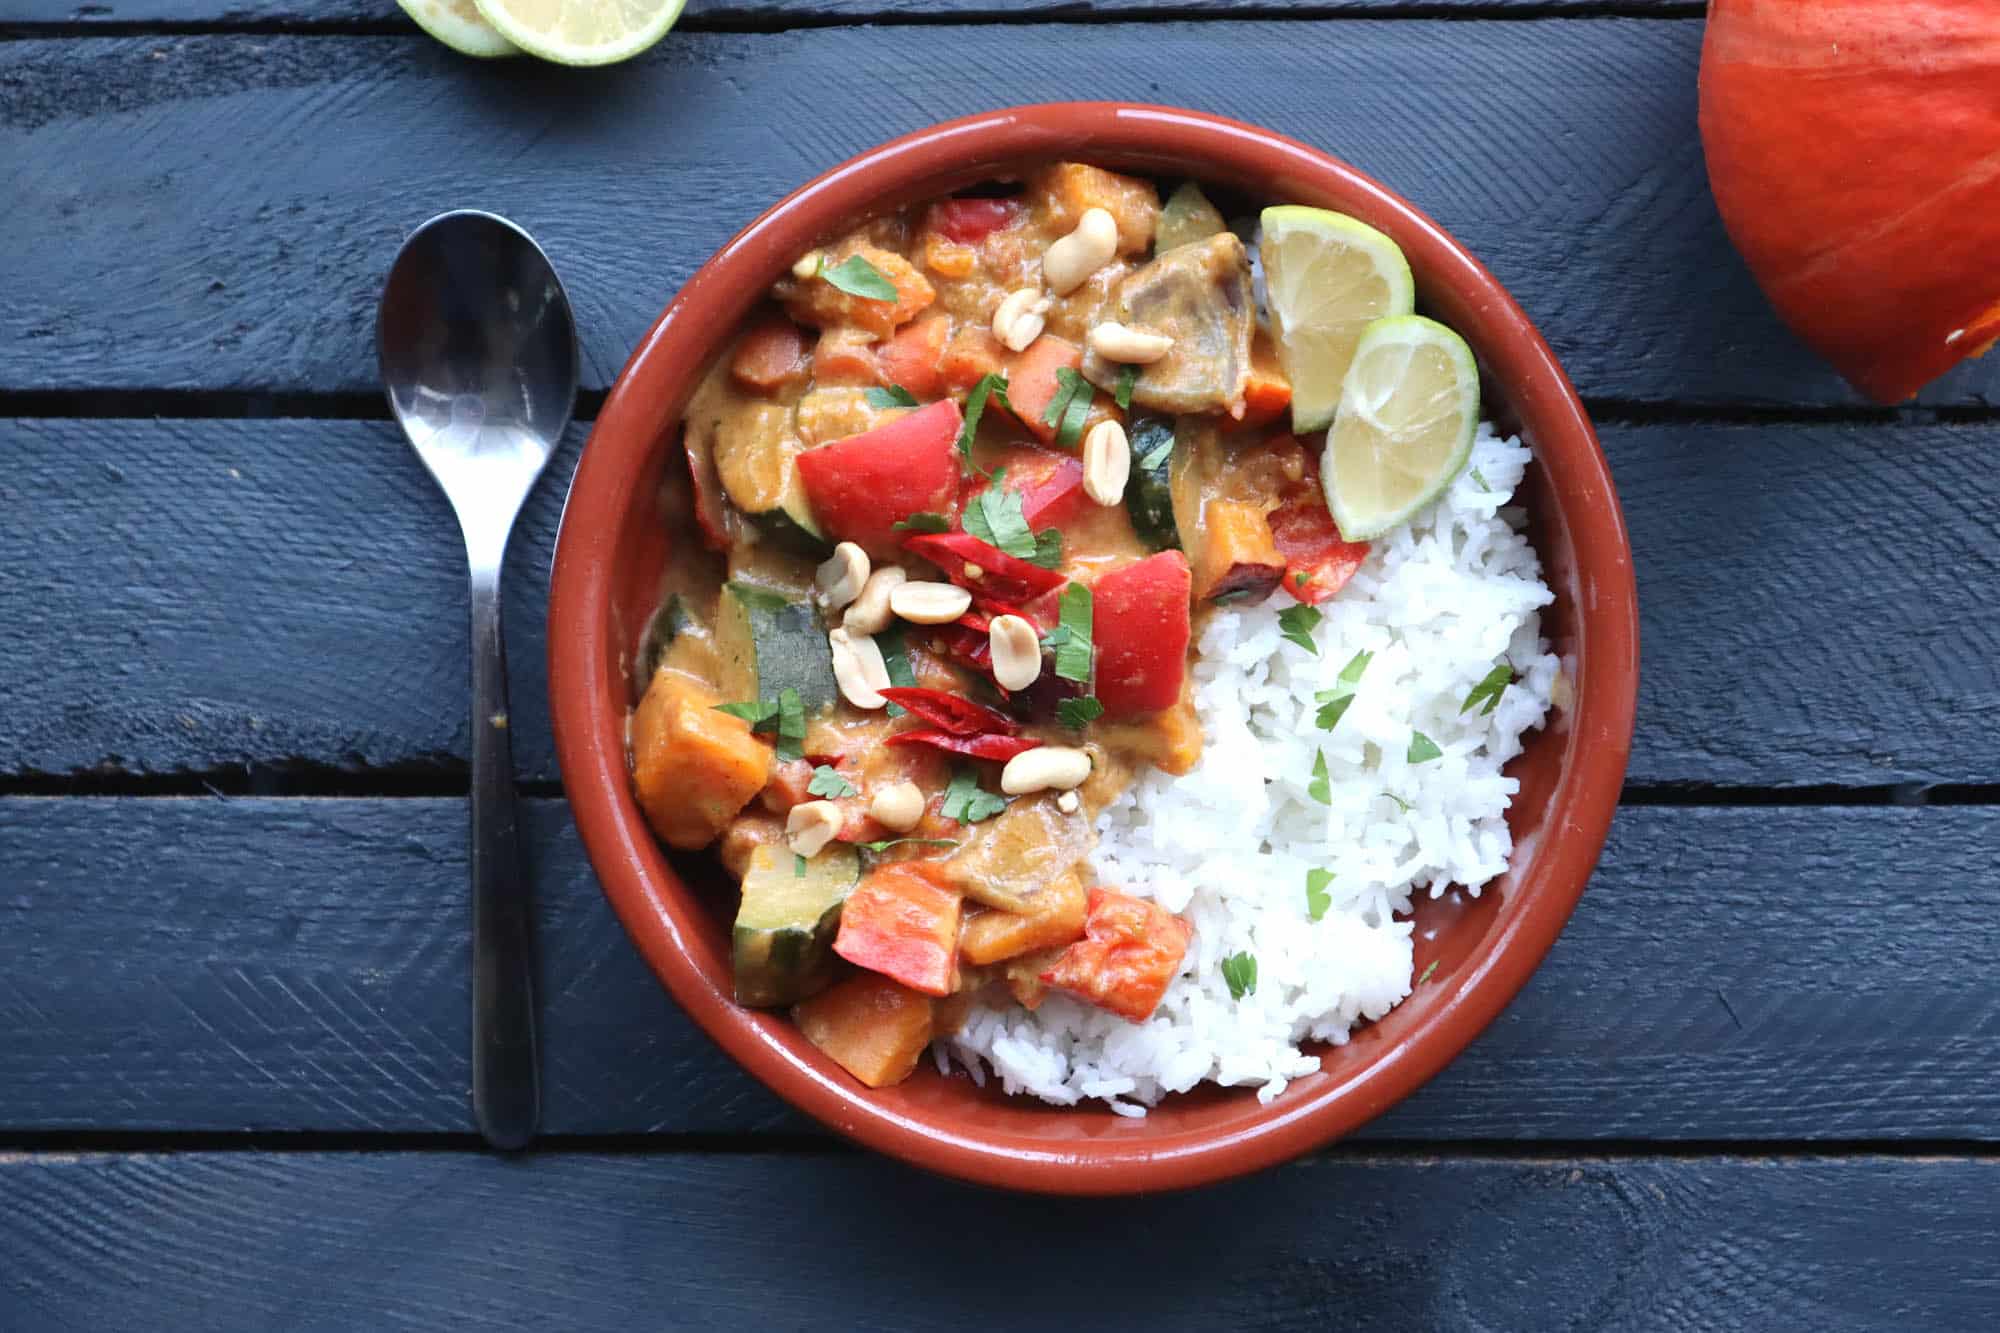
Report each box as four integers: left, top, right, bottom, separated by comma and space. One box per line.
1698, 0, 2000, 402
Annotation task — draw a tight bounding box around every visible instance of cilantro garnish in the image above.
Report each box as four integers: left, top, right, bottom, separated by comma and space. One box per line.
956, 373, 1010, 472
1308, 750, 1332, 805
941, 767, 1008, 824
1314, 650, 1373, 730
866, 384, 920, 409
1221, 952, 1258, 1000
1040, 582, 1094, 683
1114, 363, 1139, 411
1462, 662, 1515, 717
820, 254, 897, 301
1305, 868, 1333, 922
1056, 696, 1104, 729
1041, 367, 1094, 449
807, 765, 857, 799
1278, 604, 1322, 654
1407, 731, 1442, 764
892, 511, 951, 534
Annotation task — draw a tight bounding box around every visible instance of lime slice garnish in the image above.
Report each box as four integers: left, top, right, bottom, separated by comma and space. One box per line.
399, 0, 521, 57
472, 0, 686, 66
1259, 205, 1416, 433
1323, 315, 1480, 541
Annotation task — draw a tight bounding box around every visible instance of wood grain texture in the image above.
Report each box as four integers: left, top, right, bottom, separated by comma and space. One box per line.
8, 417, 1997, 787
5, 798, 2000, 1140
4, 28, 1994, 407
6, 1150, 2000, 1331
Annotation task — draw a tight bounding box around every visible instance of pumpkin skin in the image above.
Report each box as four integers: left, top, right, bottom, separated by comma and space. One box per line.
1699, 0, 2000, 402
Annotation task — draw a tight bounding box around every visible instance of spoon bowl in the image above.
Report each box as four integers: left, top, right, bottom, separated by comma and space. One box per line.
379, 209, 578, 1150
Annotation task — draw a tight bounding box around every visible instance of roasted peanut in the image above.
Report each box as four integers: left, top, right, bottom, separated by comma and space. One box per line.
786, 800, 843, 858
815, 541, 870, 611
991, 288, 1052, 353
889, 580, 973, 625
868, 781, 926, 833
1087, 321, 1174, 364
999, 746, 1093, 795
1042, 207, 1118, 296
1082, 419, 1130, 507
988, 614, 1042, 691
842, 565, 906, 635
829, 627, 891, 710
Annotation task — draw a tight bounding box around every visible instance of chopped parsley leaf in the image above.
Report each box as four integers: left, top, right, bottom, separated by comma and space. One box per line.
865, 384, 920, 409
1277, 604, 1322, 654
1040, 582, 1094, 683
1114, 363, 1139, 411
1305, 868, 1333, 922
1417, 959, 1440, 984
1462, 662, 1515, 717
1308, 750, 1332, 805
793, 853, 807, 878
1407, 731, 1442, 764
956, 373, 1010, 472
1056, 696, 1104, 729
1313, 649, 1373, 730
892, 511, 951, 534
941, 767, 1008, 824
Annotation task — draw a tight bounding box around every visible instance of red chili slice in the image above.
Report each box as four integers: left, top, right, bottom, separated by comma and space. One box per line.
886, 729, 1043, 762
929, 626, 993, 673
958, 598, 1039, 636
901, 530, 1068, 603
878, 686, 1019, 737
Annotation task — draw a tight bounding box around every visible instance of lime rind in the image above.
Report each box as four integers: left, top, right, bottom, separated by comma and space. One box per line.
473, 0, 688, 66
1323, 314, 1480, 541
1258, 205, 1416, 433
398, 0, 521, 58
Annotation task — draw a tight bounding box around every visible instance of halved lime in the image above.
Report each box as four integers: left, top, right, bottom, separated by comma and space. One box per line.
473, 0, 686, 66
1323, 315, 1480, 541
399, 0, 521, 57
1259, 206, 1416, 433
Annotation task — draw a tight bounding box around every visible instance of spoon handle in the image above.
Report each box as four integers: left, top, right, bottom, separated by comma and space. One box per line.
467, 567, 541, 1150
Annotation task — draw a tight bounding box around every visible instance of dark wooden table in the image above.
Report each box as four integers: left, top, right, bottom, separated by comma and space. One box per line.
6, 1, 1999, 1327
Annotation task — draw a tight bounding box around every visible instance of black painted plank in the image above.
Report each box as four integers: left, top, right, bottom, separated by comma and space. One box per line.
1, 0, 1701, 21
3, 29, 1992, 408
5, 798, 1999, 1140
6, 1151, 1999, 1330
9, 417, 1997, 787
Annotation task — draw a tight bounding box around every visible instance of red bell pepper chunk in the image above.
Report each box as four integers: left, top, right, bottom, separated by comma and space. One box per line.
901, 530, 1067, 603
930, 198, 1021, 246
834, 863, 963, 997
1040, 888, 1193, 1023
1092, 552, 1193, 719
885, 729, 1043, 762
1268, 501, 1369, 606
794, 399, 963, 558
976, 446, 1089, 530
878, 687, 1019, 737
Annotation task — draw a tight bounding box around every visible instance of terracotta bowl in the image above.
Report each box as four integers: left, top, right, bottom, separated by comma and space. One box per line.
548, 103, 1639, 1194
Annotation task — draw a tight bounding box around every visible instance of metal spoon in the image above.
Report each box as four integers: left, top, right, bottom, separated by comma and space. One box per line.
378, 210, 577, 1151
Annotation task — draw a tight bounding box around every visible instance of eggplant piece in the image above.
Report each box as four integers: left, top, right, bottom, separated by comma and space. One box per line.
1081, 232, 1255, 415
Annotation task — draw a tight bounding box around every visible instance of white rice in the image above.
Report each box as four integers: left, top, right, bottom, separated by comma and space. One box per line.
942, 424, 1559, 1113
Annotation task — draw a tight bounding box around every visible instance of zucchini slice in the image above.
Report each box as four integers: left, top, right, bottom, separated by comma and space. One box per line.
733, 842, 860, 1007
1156, 182, 1227, 254
715, 581, 837, 714
712, 401, 829, 556
1124, 416, 1180, 551
635, 594, 696, 683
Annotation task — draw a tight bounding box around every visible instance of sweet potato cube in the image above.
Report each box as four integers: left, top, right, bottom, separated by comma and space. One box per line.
781, 244, 935, 340
630, 673, 771, 850
1040, 888, 1192, 1022
1189, 499, 1286, 605
794, 973, 936, 1088
834, 862, 963, 996
958, 869, 1089, 965
1028, 162, 1161, 255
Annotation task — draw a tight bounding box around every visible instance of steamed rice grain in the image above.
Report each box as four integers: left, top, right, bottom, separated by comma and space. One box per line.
942, 424, 1558, 1112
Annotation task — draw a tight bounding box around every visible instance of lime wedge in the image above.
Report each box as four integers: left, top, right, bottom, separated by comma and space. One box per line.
1259, 206, 1416, 433
1323, 315, 1480, 541
472, 0, 686, 66
399, 0, 521, 57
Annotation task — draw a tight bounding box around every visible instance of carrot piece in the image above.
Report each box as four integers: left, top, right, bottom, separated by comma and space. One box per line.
877, 311, 950, 400
834, 862, 964, 996
630, 673, 771, 851
1232, 328, 1293, 430
1188, 499, 1286, 604
1004, 335, 1085, 444
729, 313, 813, 392
959, 869, 1088, 965
1040, 888, 1192, 1022
811, 327, 881, 386
794, 973, 935, 1089
939, 326, 1007, 395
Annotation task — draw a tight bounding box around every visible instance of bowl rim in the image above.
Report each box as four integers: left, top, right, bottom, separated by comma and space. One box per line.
549, 101, 1639, 1194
